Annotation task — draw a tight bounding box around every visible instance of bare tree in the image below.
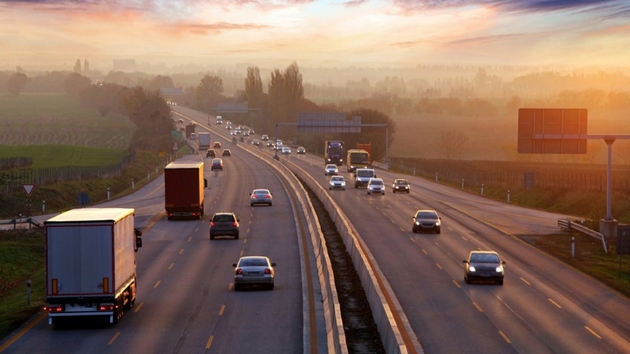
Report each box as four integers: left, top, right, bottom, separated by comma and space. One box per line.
244, 66, 263, 108
438, 131, 469, 160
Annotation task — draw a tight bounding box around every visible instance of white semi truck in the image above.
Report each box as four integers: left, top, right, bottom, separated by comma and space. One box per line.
44, 208, 143, 325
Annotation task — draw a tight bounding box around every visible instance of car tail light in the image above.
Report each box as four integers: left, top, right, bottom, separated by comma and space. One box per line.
232, 222, 238, 227
264, 268, 272, 274
47, 305, 63, 313
235, 269, 243, 275
210, 221, 215, 227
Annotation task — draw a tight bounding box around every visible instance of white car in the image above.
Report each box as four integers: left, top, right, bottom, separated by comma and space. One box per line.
329, 176, 346, 190
324, 164, 339, 176
282, 147, 291, 155
367, 178, 385, 195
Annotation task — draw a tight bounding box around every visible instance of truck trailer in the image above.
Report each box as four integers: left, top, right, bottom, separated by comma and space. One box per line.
44, 208, 143, 325
164, 158, 207, 220
198, 132, 211, 151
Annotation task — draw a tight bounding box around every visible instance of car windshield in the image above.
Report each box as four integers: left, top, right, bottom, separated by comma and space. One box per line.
240, 258, 268, 267
332, 177, 343, 181
254, 190, 269, 195
396, 180, 408, 185
213, 214, 234, 222
370, 180, 383, 185
416, 212, 437, 219
470, 253, 500, 263
357, 170, 373, 177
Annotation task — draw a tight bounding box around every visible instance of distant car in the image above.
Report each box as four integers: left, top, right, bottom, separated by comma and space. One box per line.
296, 147, 306, 155
463, 251, 505, 285
216, 116, 223, 124
392, 178, 410, 193
222, 149, 232, 157
210, 158, 223, 170
329, 176, 346, 190
213, 142, 222, 149
232, 256, 276, 290
324, 164, 338, 176
209, 212, 239, 240
251, 140, 260, 146
261, 134, 269, 141
205, 149, 216, 158
266, 141, 274, 147
412, 209, 441, 234
250, 188, 273, 206
282, 147, 291, 155
367, 178, 385, 195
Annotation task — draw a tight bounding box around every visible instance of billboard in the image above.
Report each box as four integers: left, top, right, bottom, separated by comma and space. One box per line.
518, 108, 587, 154
297, 113, 361, 133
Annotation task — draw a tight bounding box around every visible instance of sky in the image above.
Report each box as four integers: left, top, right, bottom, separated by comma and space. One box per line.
1, 0, 629, 71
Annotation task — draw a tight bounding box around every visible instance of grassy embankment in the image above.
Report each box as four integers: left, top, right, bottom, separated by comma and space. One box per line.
0, 94, 191, 340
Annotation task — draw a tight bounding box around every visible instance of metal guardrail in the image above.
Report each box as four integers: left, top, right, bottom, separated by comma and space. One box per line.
0, 217, 44, 230
558, 218, 608, 253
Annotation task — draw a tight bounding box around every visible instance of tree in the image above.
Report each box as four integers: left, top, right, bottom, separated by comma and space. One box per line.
149, 75, 175, 91
244, 66, 263, 108
7, 73, 28, 95
283, 62, 304, 123
267, 68, 285, 129
437, 131, 469, 160
195, 74, 224, 110
342, 108, 396, 162
64, 73, 92, 96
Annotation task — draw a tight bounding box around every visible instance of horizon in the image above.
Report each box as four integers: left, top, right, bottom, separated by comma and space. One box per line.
1, 0, 629, 73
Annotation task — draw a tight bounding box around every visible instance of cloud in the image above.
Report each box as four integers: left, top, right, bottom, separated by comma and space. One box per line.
164, 21, 271, 36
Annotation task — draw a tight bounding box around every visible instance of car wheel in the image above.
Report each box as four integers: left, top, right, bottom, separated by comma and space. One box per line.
342, 188, 345, 190
234, 284, 241, 291
268, 283, 274, 290
250, 203, 254, 206
234, 233, 239, 239
269, 202, 272, 206
465, 276, 470, 284
498, 279, 504, 286
210, 234, 215, 240
329, 187, 332, 190
436, 229, 441, 234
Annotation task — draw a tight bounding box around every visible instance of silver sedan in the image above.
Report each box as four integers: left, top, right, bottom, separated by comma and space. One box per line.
233, 256, 276, 290
250, 188, 273, 206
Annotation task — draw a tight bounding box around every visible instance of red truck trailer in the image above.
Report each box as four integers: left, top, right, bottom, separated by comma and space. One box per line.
164, 159, 207, 220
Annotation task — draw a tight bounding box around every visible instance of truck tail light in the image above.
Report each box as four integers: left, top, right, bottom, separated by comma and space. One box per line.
103, 278, 109, 293
47, 305, 63, 313
52, 279, 58, 294
99, 304, 115, 311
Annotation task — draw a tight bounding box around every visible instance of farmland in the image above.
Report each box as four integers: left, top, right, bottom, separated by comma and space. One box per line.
0, 94, 133, 150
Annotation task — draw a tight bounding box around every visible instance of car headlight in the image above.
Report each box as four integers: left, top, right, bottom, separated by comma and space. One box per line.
496, 266, 504, 273
435, 220, 441, 226
415, 221, 420, 225
468, 266, 476, 272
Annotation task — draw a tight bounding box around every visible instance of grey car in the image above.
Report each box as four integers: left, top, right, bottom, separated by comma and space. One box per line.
412, 209, 441, 233
250, 189, 273, 206
209, 212, 240, 240
324, 164, 338, 176
463, 251, 505, 285
367, 178, 385, 195
233, 256, 276, 290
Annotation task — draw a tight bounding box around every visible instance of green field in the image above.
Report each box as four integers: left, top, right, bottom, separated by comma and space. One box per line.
0, 145, 127, 168
0, 94, 134, 150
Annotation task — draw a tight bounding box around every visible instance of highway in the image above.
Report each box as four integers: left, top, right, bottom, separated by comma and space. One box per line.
4, 105, 630, 353
177, 106, 630, 353
1, 124, 319, 353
